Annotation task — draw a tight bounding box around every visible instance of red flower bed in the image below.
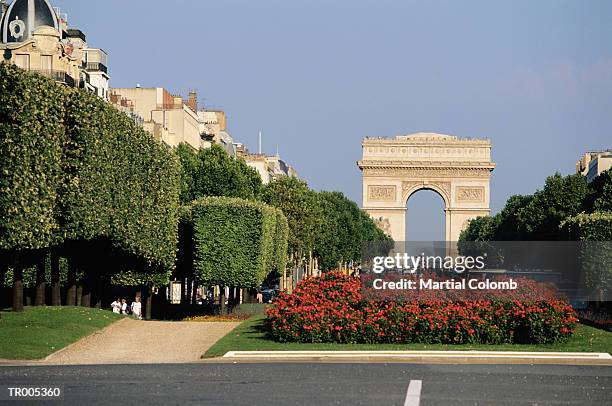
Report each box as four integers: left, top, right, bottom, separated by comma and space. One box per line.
266, 272, 578, 344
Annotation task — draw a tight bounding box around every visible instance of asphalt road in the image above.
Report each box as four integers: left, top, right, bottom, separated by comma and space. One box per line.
0, 363, 610, 405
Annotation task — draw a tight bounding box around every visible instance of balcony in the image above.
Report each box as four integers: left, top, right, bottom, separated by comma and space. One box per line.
83, 48, 108, 74
31, 69, 76, 87
84, 62, 108, 73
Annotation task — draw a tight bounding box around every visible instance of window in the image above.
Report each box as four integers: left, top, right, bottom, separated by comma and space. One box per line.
14, 54, 30, 70
41, 55, 52, 71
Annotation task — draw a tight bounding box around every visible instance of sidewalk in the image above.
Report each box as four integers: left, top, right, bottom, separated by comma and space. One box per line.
40, 318, 240, 365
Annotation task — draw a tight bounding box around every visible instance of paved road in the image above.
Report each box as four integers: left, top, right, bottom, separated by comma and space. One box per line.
0, 363, 610, 405
44, 319, 239, 364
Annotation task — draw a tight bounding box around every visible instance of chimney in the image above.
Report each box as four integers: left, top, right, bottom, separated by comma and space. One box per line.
187, 90, 197, 112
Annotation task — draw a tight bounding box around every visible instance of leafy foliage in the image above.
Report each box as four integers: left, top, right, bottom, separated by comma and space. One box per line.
177, 143, 263, 203
315, 191, 393, 270
461, 172, 601, 242
262, 177, 320, 259
0, 63, 65, 250
584, 170, 612, 212
189, 197, 288, 288
561, 212, 612, 294
518, 173, 589, 240
1, 63, 180, 275
175, 143, 199, 205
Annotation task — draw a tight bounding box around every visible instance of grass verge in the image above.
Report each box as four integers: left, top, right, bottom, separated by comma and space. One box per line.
0, 306, 123, 360
204, 313, 612, 358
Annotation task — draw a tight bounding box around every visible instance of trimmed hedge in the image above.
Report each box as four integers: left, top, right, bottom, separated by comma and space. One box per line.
561, 211, 612, 241
561, 212, 612, 296
189, 197, 288, 288
273, 209, 289, 275
0, 63, 65, 250
1, 62, 180, 274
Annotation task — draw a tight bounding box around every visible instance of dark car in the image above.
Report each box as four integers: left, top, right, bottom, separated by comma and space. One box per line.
261, 288, 279, 303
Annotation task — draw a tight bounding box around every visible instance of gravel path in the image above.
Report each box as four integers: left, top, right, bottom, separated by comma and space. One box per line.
44, 318, 240, 364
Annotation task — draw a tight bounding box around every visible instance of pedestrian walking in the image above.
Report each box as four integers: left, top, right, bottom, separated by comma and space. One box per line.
131, 296, 142, 320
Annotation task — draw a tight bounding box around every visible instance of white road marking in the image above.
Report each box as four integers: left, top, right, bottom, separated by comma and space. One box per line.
404, 379, 422, 406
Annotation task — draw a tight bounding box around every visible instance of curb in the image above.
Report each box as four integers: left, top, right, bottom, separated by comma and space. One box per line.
220, 350, 612, 365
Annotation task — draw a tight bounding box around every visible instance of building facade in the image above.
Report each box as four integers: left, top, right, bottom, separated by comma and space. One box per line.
197, 106, 235, 156
576, 150, 612, 183
110, 87, 239, 153
0, 0, 109, 99
110, 87, 202, 149
236, 145, 298, 184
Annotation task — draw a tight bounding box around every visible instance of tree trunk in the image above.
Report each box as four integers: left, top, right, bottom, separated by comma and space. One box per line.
186, 276, 193, 306
50, 253, 61, 306
191, 279, 198, 305
81, 269, 91, 308
12, 266, 24, 312
219, 286, 226, 315
66, 259, 77, 306
35, 255, 46, 306
228, 287, 235, 314
93, 273, 102, 309
181, 277, 187, 305
241, 288, 250, 304
76, 285, 83, 306
0, 265, 6, 314
144, 286, 152, 320
234, 287, 241, 307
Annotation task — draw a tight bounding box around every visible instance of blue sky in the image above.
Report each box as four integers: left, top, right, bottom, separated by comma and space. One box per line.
53, 0, 611, 240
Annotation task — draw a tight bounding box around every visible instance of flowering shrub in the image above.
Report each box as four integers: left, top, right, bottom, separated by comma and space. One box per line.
266, 272, 578, 344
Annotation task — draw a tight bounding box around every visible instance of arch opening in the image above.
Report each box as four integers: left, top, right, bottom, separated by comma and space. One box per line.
405, 188, 446, 242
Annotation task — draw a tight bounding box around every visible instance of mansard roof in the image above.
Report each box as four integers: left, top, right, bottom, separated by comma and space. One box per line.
1, 0, 59, 44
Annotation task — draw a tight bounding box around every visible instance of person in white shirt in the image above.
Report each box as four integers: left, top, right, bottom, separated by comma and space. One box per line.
121, 298, 128, 315
111, 298, 121, 314
131, 296, 142, 320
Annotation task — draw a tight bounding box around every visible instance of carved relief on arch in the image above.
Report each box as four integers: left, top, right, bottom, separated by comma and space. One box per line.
456, 186, 485, 203
368, 185, 397, 201
373, 216, 392, 236
402, 181, 451, 206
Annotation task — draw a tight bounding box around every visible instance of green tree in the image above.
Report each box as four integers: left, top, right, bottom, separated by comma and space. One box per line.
518, 173, 589, 240
186, 197, 287, 312
494, 195, 532, 241
561, 212, 612, 301
0, 64, 181, 311
315, 191, 392, 270
175, 143, 199, 205
188, 144, 262, 201
584, 170, 612, 212
262, 177, 320, 262
459, 215, 499, 242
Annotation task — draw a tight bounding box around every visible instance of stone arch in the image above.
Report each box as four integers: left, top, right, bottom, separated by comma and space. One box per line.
402, 183, 450, 210
357, 132, 495, 243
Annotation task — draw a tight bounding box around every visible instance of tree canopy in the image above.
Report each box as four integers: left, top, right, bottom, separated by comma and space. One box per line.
176, 143, 262, 204
460, 171, 611, 242
315, 191, 392, 270
262, 177, 320, 260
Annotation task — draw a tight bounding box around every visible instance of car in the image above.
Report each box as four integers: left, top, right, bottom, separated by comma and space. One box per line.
262, 288, 279, 303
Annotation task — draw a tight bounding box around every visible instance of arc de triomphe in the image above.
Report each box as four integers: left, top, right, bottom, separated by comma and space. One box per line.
357, 133, 495, 242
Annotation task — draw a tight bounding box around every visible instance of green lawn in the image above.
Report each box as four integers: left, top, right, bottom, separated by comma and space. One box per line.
204, 313, 612, 358
0, 307, 123, 360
